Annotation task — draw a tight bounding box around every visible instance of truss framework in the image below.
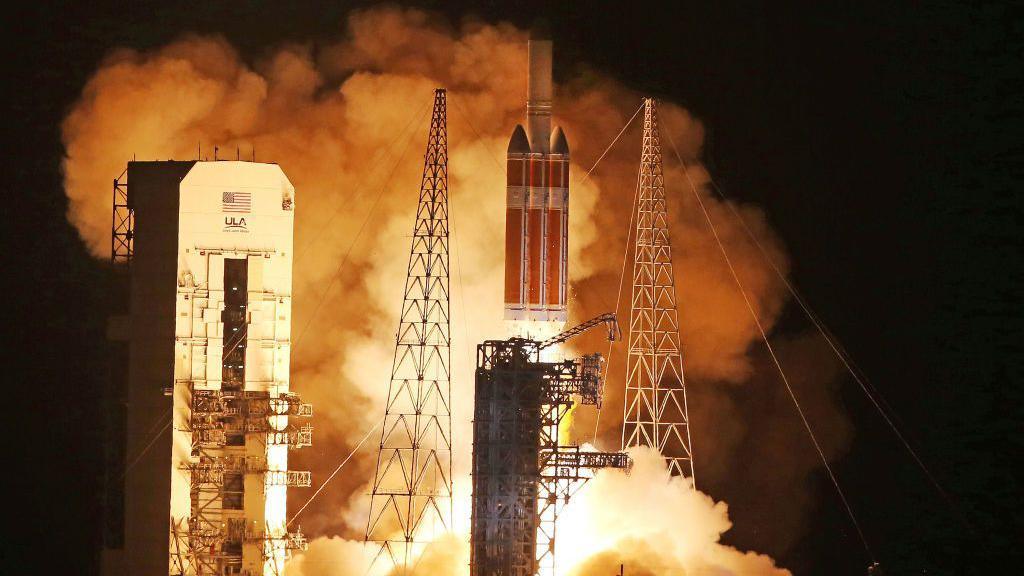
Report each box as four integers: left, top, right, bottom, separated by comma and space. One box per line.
365, 88, 454, 572
471, 338, 630, 576
112, 168, 133, 265
171, 390, 312, 576
621, 98, 696, 480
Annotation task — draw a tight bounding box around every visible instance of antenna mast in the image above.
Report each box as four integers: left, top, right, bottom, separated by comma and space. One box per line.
621, 98, 696, 480
365, 88, 454, 571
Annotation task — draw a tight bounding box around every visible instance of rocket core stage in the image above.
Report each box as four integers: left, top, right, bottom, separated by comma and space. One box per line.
504, 36, 570, 324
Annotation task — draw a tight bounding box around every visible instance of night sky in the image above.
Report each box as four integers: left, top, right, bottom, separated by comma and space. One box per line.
8, 1, 1021, 574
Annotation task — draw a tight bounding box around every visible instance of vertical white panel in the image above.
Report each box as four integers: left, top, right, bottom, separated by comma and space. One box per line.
207, 254, 224, 292
245, 342, 271, 387
274, 298, 291, 342
191, 346, 207, 383
191, 297, 208, 338
275, 344, 291, 383
175, 293, 192, 338
174, 343, 191, 381
172, 162, 295, 575
205, 338, 222, 387
248, 255, 265, 293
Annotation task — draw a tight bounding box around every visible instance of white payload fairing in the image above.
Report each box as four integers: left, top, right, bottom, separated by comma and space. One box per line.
504, 35, 570, 324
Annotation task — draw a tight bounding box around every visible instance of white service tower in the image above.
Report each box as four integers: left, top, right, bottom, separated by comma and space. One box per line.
104, 158, 313, 573
98, 160, 311, 576
167, 162, 310, 576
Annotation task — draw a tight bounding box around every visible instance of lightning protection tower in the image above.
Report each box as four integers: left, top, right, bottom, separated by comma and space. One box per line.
365, 88, 454, 571
621, 98, 696, 480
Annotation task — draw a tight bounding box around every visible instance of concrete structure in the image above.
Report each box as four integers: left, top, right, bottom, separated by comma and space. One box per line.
101, 161, 310, 576
504, 35, 570, 324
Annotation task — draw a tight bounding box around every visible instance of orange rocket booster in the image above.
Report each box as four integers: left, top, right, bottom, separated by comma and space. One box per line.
504, 36, 569, 323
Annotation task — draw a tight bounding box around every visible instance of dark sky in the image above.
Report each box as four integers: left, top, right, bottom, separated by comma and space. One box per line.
8, 1, 1021, 574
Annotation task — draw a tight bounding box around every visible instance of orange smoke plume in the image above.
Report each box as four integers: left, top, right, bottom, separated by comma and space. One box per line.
61, 6, 845, 574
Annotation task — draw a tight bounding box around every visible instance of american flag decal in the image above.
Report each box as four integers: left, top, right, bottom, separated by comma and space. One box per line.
222, 192, 252, 213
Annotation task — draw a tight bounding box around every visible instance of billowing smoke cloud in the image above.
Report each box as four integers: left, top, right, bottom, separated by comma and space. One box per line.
559, 447, 790, 576
284, 533, 468, 576
62, 6, 848, 573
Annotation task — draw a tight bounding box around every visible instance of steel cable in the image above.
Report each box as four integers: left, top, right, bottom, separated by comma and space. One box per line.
664, 129, 876, 563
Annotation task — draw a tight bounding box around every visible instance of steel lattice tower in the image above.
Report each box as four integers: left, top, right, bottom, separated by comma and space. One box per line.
366, 88, 454, 571
621, 98, 696, 480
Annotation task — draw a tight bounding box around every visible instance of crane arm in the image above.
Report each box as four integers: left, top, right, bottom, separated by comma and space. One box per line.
537, 312, 620, 350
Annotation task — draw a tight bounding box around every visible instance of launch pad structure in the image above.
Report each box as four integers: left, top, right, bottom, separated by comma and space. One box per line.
471, 315, 631, 576
102, 160, 312, 576
100, 29, 700, 576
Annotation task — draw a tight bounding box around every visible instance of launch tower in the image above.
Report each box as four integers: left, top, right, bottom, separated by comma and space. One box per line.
101, 161, 311, 576
470, 316, 630, 576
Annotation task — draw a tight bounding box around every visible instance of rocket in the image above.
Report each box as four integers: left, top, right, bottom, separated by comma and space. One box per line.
504, 34, 570, 323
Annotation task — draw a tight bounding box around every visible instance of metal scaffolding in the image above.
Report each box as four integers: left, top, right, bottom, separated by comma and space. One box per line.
112, 168, 133, 265
471, 316, 630, 576
171, 253, 311, 576
621, 98, 696, 480
170, 391, 312, 576
365, 88, 454, 572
